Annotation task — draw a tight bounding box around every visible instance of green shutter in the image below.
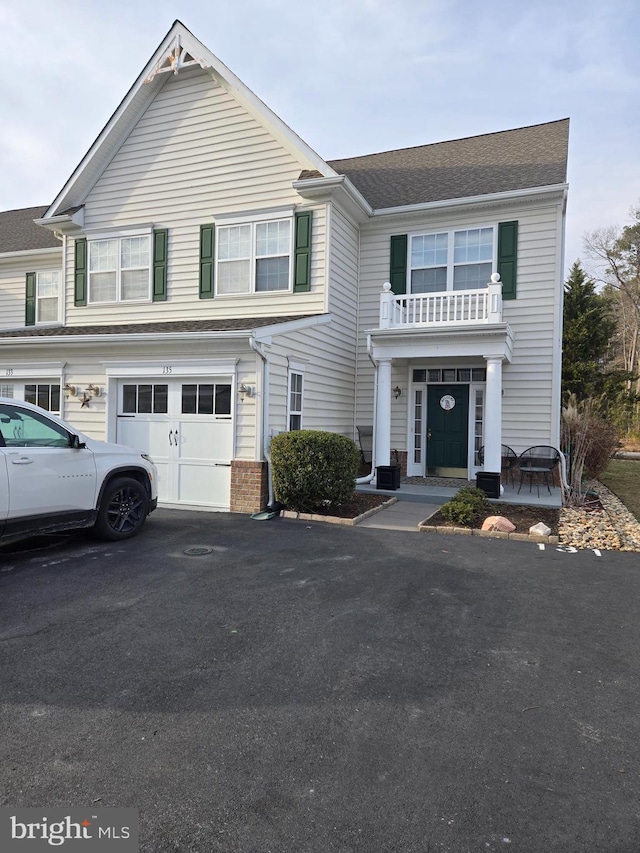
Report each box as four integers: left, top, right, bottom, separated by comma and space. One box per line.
199, 224, 215, 299
74, 238, 87, 306
25, 272, 36, 326
294, 211, 312, 292
497, 221, 518, 300
152, 229, 168, 301
389, 234, 407, 294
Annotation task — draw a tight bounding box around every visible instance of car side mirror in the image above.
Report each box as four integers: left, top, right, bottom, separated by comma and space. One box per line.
70, 434, 86, 449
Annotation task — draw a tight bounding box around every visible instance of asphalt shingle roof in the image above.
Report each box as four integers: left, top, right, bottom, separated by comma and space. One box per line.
0, 206, 61, 253
327, 119, 570, 210
0, 315, 319, 338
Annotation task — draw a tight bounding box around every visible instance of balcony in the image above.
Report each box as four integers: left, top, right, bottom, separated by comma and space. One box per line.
379, 276, 503, 330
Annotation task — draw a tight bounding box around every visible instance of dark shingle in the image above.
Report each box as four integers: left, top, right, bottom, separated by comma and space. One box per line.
0, 206, 61, 253
0, 315, 320, 338
327, 119, 569, 210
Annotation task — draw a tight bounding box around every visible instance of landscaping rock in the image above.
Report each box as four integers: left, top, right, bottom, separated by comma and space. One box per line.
529, 522, 552, 537
482, 515, 516, 533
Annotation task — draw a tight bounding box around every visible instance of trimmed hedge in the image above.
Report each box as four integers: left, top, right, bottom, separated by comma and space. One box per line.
270, 430, 360, 513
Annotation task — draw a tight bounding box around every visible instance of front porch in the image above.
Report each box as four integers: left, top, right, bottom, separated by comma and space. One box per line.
357, 475, 562, 508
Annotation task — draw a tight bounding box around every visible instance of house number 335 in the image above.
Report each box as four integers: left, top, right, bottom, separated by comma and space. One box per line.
162, 366, 173, 374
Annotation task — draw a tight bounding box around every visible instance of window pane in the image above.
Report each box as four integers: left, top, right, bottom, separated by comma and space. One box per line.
411, 233, 448, 268
37, 297, 58, 322
0, 384, 14, 397
218, 259, 251, 294
137, 385, 152, 414
198, 384, 214, 415
454, 228, 493, 264
37, 271, 60, 297
24, 384, 37, 405
182, 385, 197, 414
412, 369, 427, 382
121, 236, 150, 269
121, 269, 149, 300
218, 225, 251, 260
122, 385, 137, 413
427, 369, 441, 382
51, 386, 61, 412
453, 262, 492, 290
411, 267, 447, 293
289, 413, 301, 431
457, 368, 471, 382
215, 384, 231, 415
472, 368, 486, 382
90, 271, 117, 302
256, 257, 289, 291
37, 385, 50, 410
90, 240, 117, 271
153, 385, 168, 414
256, 220, 290, 256
442, 369, 456, 382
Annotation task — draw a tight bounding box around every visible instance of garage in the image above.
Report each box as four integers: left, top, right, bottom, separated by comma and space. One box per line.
116, 377, 233, 510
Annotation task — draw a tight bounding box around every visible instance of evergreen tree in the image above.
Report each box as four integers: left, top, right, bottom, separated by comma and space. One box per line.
562, 260, 616, 400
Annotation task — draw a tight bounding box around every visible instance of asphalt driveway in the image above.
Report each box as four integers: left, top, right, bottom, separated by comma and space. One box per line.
1, 510, 639, 852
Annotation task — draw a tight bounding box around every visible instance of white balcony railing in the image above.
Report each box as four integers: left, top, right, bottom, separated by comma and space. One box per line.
379, 274, 503, 330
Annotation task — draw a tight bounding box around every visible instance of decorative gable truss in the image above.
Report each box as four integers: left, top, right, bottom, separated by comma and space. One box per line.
145, 33, 211, 82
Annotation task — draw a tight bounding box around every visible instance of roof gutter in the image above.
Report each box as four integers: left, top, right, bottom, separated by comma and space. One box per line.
372, 183, 570, 218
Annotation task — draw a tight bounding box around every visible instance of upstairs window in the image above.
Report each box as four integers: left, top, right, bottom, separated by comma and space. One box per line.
88, 236, 151, 303
217, 219, 291, 295
410, 227, 494, 294
36, 271, 61, 323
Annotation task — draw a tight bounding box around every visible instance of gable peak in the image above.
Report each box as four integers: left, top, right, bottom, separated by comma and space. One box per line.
145, 31, 210, 82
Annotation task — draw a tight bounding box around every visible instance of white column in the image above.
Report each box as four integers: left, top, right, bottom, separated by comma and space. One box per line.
483, 356, 504, 474
375, 357, 392, 467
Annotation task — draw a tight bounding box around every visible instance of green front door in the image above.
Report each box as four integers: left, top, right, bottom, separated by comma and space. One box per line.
426, 384, 469, 477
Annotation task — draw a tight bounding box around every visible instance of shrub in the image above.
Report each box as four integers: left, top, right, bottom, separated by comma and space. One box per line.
438, 486, 487, 527
561, 394, 619, 504
439, 499, 478, 526
270, 430, 360, 513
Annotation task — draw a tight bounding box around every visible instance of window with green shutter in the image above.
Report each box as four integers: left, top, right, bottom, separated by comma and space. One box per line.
199, 224, 215, 299
497, 221, 518, 300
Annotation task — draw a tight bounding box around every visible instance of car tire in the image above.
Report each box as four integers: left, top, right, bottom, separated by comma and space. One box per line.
93, 477, 149, 541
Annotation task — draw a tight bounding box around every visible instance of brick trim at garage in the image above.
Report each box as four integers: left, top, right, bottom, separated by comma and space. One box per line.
230, 460, 269, 514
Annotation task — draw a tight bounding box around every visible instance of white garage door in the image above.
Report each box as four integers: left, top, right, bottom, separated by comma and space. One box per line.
116, 379, 233, 509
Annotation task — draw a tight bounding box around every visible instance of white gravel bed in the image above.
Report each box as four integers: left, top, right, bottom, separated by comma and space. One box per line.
559, 481, 640, 552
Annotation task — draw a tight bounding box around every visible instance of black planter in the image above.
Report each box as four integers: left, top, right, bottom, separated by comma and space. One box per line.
476, 471, 501, 498
376, 464, 401, 491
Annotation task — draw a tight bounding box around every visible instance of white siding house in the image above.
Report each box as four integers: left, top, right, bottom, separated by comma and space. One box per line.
0, 21, 569, 514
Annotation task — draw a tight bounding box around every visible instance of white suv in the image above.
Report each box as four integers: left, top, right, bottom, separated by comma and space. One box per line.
0, 397, 158, 544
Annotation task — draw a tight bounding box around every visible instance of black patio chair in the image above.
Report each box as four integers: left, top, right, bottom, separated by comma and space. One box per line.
356, 425, 373, 467
478, 444, 518, 488
517, 446, 561, 496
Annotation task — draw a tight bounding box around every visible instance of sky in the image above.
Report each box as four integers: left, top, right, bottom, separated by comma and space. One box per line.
1, 0, 639, 274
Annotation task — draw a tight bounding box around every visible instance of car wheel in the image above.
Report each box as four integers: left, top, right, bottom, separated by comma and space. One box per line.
94, 477, 149, 541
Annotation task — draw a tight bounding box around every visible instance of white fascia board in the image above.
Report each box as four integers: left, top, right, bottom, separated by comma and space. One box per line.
45, 22, 336, 218
252, 313, 332, 341
0, 246, 62, 261
292, 175, 372, 223
0, 330, 256, 348
34, 208, 84, 235
371, 184, 569, 218
368, 324, 514, 362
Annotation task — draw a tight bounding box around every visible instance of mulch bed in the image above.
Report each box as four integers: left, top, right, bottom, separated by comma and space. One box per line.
428, 502, 560, 535
303, 492, 392, 519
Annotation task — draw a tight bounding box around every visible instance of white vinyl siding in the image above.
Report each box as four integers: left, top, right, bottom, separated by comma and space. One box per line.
65, 69, 326, 325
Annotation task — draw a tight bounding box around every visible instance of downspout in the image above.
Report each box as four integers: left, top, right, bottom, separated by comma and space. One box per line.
249, 334, 273, 507
355, 333, 378, 484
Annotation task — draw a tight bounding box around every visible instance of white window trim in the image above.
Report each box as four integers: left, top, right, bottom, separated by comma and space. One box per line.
408, 223, 497, 294
215, 215, 294, 298
287, 364, 305, 432
87, 227, 153, 305
35, 270, 61, 325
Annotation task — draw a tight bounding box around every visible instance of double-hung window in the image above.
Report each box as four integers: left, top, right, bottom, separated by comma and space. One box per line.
36, 271, 60, 323
410, 227, 494, 294
88, 235, 151, 303
217, 218, 292, 295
